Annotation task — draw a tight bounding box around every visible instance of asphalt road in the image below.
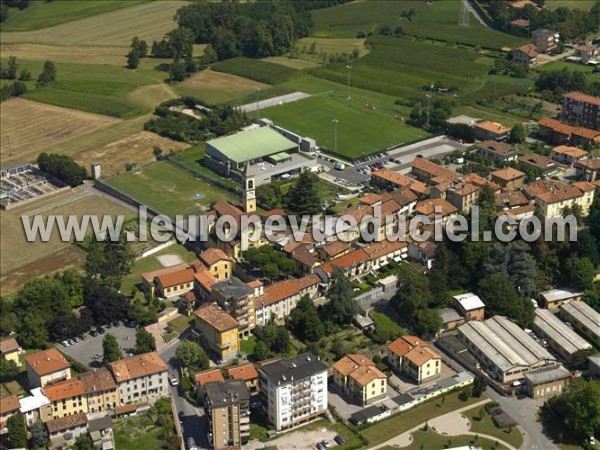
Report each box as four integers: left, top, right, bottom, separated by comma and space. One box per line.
159, 335, 210, 450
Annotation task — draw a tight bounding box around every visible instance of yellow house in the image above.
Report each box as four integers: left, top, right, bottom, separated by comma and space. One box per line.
155, 268, 196, 299
194, 303, 239, 362
524, 179, 595, 218
333, 354, 387, 406
25, 348, 71, 388
0, 337, 21, 367
199, 248, 234, 281
387, 336, 441, 384
78, 367, 119, 414
42, 378, 88, 420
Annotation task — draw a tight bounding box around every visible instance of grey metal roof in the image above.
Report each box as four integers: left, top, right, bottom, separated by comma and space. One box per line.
88, 415, 112, 433
259, 353, 328, 384
540, 289, 582, 303
391, 393, 415, 407
439, 307, 462, 324
458, 316, 554, 373
534, 309, 592, 356
205, 380, 249, 408
560, 302, 600, 340
524, 365, 571, 385
350, 405, 387, 423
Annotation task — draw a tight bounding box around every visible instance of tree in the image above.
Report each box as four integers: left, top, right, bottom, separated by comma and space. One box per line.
201, 44, 218, 65
85, 232, 134, 289
416, 308, 442, 336
176, 340, 209, 371
253, 340, 271, 361
102, 333, 121, 363
7, 55, 18, 80
19, 312, 49, 348
477, 273, 534, 327
131, 36, 148, 57
135, 328, 156, 354
85, 283, 128, 325
391, 264, 432, 319
473, 375, 487, 397
326, 268, 358, 325
29, 420, 49, 449
127, 49, 140, 69
286, 297, 324, 343
0, 358, 19, 382
167, 27, 194, 62
285, 171, 321, 215
37, 152, 86, 187
37, 59, 56, 86
7, 413, 27, 448
74, 434, 94, 450
509, 123, 526, 143
563, 257, 595, 291
544, 378, 600, 441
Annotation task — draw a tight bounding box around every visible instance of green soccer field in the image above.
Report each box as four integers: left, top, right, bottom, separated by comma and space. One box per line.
260, 93, 429, 160
105, 161, 238, 217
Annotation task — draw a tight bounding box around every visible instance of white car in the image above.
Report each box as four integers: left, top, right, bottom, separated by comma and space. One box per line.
61, 340, 70, 347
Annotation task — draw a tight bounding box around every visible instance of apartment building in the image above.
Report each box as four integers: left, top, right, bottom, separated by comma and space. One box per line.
474, 121, 512, 141
538, 117, 600, 147
523, 179, 593, 218
575, 158, 600, 182
79, 367, 119, 414
211, 278, 256, 338
562, 91, 600, 130
332, 354, 387, 406
518, 153, 557, 177
42, 378, 87, 420
205, 380, 250, 450
387, 337, 442, 384
194, 303, 240, 362
476, 140, 518, 163
551, 145, 589, 166
490, 168, 526, 189
259, 353, 328, 431
108, 352, 169, 405
531, 29, 559, 53
255, 274, 320, 327
25, 348, 71, 388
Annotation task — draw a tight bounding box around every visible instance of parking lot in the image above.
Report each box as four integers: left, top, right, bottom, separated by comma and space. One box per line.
268, 426, 339, 450
58, 323, 137, 368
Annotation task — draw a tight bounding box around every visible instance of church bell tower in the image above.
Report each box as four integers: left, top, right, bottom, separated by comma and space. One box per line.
243, 164, 256, 214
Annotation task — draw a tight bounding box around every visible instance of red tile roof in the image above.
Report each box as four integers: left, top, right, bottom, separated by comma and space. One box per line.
0, 337, 19, 354
227, 363, 259, 381
257, 274, 320, 308
109, 352, 168, 382
321, 240, 351, 258
194, 304, 238, 332
564, 91, 600, 106
193, 368, 225, 386
415, 198, 459, 218
513, 44, 538, 58
141, 263, 189, 284
199, 248, 231, 267
43, 378, 85, 402
25, 348, 70, 376
552, 145, 589, 159
491, 168, 525, 181
0, 394, 19, 415
387, 336, 440, 366
46, 412, 87, 434
157, 268, 196, 288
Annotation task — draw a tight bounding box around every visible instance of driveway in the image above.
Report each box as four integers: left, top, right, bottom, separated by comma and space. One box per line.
58, 324, 137, 368
487, 390, 558, 450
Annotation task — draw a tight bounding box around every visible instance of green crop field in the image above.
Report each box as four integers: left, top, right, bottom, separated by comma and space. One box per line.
260, 93, 428, 159
311, 0, 524, 48
6, 59, 169, 118
545, 0, 597, 10
212, 57, 298, 84
1, 1, 181, 47
105, 161, 237, 217
1, 0, 147, 32
312, 36, 494, 100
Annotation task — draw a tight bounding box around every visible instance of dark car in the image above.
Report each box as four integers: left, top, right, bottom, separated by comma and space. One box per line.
98, 327, 106, 334
90, 330, 99, 337
334, 435, 345, 445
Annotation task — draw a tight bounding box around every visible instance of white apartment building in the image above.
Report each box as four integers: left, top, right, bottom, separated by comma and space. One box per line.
108, 352, 169, 405
258, 353, 328, 431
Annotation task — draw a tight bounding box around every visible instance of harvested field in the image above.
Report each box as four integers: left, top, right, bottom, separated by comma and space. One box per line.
263, 57, 320, 70
0, 98, 120, 163
295, 37, 368, 58
0, 43, 129, 66
176, 68, 269, 105
1, 1, 182, 47
74, 131, 190, 178
0, 191, 135, 293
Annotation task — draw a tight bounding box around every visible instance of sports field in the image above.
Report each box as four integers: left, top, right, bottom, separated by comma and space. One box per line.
260, 93, 428, 159
311, 0, 524, 48
105, 161, 237, 217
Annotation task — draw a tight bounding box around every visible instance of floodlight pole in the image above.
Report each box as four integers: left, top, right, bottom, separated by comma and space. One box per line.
332, 119, 339, 153
346, 65, 352, 100
426, 94, 431, 131
255, 88, 261, 119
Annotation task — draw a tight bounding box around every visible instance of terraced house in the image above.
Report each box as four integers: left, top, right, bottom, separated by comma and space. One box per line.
25, 348, 71, 388
333, 354, 387, 406
108, 352, 169, 405
42, 378, 87, 420
79, 367, 119, 413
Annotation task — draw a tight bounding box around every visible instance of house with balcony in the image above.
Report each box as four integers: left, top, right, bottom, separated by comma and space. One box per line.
194, 303, 239, 363
332, 354, 387, 406
387, 336, 442, 384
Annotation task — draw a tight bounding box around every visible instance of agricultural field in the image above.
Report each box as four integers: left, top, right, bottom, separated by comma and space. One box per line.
176, 68, 269, 105
313, 36, 497, 101
545, 0, 597, 10
0, 191, 135, 295
260, 93, 428, 159
0, 98, 120, 164
0, 1, 181, 47
74, 131, 190, 178
311, 0, 524, 48
0, 0, 147, 32
104, 161, 238, 217
294, 37, 369, 60
212, 57, 298, 84
262, 57, 320, 70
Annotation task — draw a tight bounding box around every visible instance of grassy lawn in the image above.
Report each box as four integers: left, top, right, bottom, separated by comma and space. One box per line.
0, 0, 147, 31
464, 406, 524, 449
169, 144, 239, 191
240, 336, 257, 356
167, 314, 195, 334
370, 310, 406, 337
105, 161, 237, 217
120, 243, 197, 295
360, 392, 484, 447
1, 380, 26, 397
113, 417, 165, 450
379, 429, 509, 450
260, 93, 428, 160
311, 1, 524, 48
212, 57, 298, 84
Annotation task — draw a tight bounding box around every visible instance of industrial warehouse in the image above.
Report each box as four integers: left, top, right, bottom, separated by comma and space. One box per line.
532, 308, 592, 360
559, 301, 600, 346
457, 316, 557, 383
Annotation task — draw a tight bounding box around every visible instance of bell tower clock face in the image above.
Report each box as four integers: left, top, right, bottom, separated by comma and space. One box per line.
246, 190, 255, 199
